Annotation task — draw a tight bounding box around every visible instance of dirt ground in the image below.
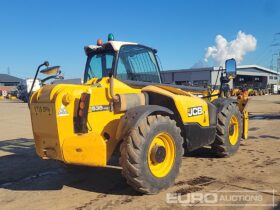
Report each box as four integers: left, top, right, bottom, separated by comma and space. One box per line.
0, 95, 280, 210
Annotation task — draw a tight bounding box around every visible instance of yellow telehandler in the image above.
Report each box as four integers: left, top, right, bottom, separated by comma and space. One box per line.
29, 34, 248, 194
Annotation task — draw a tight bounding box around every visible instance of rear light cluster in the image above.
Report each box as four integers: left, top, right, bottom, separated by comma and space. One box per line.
74, 93, 90, 133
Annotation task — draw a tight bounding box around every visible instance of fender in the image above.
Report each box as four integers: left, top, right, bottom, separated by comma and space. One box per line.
115, 105, 173, 141
212, 98, 238, 113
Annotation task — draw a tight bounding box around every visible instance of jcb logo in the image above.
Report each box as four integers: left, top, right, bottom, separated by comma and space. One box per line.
188, 106, 203, 117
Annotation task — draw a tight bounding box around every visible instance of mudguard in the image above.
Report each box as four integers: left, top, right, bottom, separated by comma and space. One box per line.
212, 98, 238, 113
115, 105, 173, 141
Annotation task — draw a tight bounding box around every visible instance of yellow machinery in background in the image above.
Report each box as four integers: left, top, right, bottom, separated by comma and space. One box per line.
231, 88, 241, 96
29, 34, 249, 194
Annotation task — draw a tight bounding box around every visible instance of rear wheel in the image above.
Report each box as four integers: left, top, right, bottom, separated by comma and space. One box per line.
119, 115, 183, 194
211, 103, 242, 157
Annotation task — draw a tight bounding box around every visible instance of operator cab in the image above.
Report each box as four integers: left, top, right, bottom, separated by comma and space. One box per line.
84, 34, 162, 84
83, 34, 237, 96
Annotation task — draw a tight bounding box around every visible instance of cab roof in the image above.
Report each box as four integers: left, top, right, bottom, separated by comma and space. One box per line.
84, 41, 138, 55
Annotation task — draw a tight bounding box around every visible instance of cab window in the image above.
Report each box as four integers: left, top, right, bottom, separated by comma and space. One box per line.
86, 53, 114, 80
116, 45, 160, 83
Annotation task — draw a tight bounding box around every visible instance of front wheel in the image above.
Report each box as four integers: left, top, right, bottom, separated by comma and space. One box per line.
119, 115, 184, 194
211, 102, 242, 157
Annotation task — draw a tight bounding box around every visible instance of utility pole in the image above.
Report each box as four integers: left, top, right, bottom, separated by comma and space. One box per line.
7, 67, 10, 75
271, 33, 280, 84
270, 53, 278, 70
277, 49, 280, 85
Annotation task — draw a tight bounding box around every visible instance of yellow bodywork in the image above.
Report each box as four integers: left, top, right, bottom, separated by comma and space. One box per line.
231, 88, 241, 96
208, 89, 219, 101
30, 76, 249, 167
142, 85, 210, 126
188, 89, 219, 102
10, 96, 17, 100
242, 110, 249, 139
237, 91, 249, 139
30, 78, 139, 166
30, 78, 211, 167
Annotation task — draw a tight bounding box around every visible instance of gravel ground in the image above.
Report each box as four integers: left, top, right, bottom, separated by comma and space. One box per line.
0, 95, 279, 210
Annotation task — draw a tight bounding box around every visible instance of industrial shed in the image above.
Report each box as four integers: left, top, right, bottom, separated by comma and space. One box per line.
0, 74, 22, 86
0, 74, 23, 93
162, 65, 279, 89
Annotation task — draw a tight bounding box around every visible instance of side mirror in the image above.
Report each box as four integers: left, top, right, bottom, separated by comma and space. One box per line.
40, 66, 61, 75
225, 58, 237, 78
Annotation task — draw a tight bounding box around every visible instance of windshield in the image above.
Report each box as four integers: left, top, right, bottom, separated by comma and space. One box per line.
84, 52, 114, 81
116, 45, 161, 83
84, 45, 161, 83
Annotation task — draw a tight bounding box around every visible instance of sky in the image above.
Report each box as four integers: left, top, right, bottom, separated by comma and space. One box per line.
0, 0, 279, 79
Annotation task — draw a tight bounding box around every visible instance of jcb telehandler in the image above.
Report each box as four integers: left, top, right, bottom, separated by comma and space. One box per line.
29, 34, 248, 194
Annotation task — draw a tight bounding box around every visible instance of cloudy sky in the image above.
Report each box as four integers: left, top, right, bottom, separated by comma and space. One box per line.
0, 0, 279, 79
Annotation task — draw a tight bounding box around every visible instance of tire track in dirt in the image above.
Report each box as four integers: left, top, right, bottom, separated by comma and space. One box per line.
75, 180, 137, 210
75, 176, 218, 210
172, 176, 217, 196
0, 168, 63, 188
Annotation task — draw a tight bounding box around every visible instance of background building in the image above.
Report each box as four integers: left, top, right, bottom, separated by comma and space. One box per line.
162, 65, 279, 89
0, 74, 23, 93
0, 74, 22, 86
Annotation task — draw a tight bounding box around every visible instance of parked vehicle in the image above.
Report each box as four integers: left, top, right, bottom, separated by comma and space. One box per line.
28, 35, 249, 194
17, 79, 41, 102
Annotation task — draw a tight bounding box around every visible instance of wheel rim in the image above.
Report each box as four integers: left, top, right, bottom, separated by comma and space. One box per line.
148, 132, 175, 178
229, 115, 239, 145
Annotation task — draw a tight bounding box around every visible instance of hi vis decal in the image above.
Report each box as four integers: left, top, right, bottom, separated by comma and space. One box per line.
188, 106, 203, 117
58, 104, 69, 116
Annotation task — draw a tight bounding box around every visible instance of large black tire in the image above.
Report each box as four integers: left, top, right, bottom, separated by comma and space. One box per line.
211, 103, 242, 157
119, 115, 184, 194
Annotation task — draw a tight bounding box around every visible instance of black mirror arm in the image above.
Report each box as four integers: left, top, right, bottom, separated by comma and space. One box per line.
219, 74, 230, 97
220, 76, 230, 84
28, 61, 49, 99
41, 75, 59, 84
